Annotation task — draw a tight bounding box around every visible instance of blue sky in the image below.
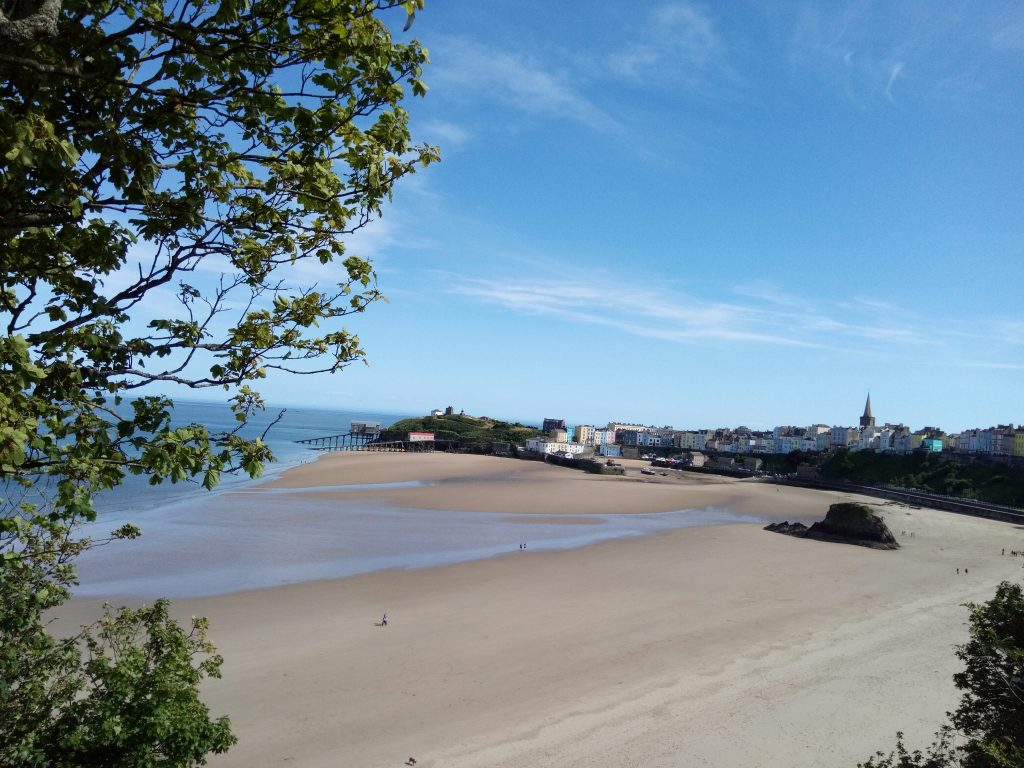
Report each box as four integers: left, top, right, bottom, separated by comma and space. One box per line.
198, 2, 1024, 431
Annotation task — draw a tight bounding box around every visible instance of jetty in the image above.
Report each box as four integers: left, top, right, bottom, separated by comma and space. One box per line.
295, 421, 438, 452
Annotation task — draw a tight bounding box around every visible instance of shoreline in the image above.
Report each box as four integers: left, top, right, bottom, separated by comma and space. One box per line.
262, 451, 862, 518
60, 451, 1024, 767
76, 453, 830, 600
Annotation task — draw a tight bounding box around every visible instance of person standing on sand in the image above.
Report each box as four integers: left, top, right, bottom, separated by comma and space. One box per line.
381, 613, 388, 627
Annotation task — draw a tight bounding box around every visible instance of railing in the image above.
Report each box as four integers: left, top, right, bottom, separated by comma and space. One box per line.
294, 432, 440, 452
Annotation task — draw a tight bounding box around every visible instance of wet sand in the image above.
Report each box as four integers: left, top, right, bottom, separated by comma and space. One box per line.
62, 452, 1024, 767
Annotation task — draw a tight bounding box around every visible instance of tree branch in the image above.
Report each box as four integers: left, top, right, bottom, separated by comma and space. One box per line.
0, 0, 62, 44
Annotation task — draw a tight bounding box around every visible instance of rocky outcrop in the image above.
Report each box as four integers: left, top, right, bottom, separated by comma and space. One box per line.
764, 502, 899, 550
764, 521, 809, 536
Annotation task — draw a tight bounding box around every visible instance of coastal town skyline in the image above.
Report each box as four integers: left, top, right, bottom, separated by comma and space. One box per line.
172, 387, 1020, 441
513, 393, 1024, 459
139, 1, 1021, 432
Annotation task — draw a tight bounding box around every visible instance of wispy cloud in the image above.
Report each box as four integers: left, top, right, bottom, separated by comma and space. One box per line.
429, 37, 620, 133
607, 2, 722, 87
988, 318, 1024, 345
884, 61, 904, 103
450, 276, 823, 348
446, 273, 1018, 370
948, 359, 1024, 371
733, 280, 803, 307
782, 1, 1024, 106
417, 118, 471, 150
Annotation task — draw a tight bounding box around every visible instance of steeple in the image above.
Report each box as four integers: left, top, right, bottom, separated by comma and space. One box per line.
860, 393, 875, 429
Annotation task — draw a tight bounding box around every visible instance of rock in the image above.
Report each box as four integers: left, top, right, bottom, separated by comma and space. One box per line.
764, 521, 809, 536
765, 503, 899, 550
806, 502, 899, 549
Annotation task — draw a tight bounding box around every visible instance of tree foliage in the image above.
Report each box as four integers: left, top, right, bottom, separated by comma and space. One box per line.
1, 0, 435, 764
819, 451, 1024, 507
859, 728, 959, 768
951, 582, 1024, 768
860, 581, 1024, 768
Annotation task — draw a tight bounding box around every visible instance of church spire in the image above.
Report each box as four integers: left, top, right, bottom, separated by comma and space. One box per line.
860, 393, 875, 429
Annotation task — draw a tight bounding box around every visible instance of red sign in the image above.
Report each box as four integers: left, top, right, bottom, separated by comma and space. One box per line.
408, 432, 435, 442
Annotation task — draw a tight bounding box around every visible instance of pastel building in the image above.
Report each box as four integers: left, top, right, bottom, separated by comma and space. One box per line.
675, 430, 713, 451
1011, 429, 1024, 457
607, 422, 649, 433
574, 424, 596, 446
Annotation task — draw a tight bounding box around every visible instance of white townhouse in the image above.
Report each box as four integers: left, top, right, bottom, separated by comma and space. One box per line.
803, 425, 830, 453
830, 426, 860, 449
524, 438, 587, 456
957, 430, 979, 453
858, 425, 896, 452
638, 428, 677, 448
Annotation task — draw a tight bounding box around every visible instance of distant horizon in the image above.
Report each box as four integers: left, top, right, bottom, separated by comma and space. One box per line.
162, 391, 1011, 437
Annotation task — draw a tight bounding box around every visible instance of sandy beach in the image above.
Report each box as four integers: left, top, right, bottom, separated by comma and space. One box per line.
63, 452, 1024, 767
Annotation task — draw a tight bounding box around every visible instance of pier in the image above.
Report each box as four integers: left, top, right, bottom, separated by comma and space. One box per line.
294, 432, 376, 451
294, 433, 437, 452
295, 421, 450, 452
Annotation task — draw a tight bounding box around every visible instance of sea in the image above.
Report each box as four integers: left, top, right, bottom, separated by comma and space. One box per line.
71, 399, 762, 600
87, 399, 414, 517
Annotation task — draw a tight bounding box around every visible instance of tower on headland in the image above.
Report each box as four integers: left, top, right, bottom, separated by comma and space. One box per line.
859, 393, 876, 429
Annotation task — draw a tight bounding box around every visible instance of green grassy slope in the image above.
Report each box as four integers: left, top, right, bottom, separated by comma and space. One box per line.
379, 414, 543, 450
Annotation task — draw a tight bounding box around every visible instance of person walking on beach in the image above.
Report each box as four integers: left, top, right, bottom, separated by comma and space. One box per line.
381, 613, 388, 627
